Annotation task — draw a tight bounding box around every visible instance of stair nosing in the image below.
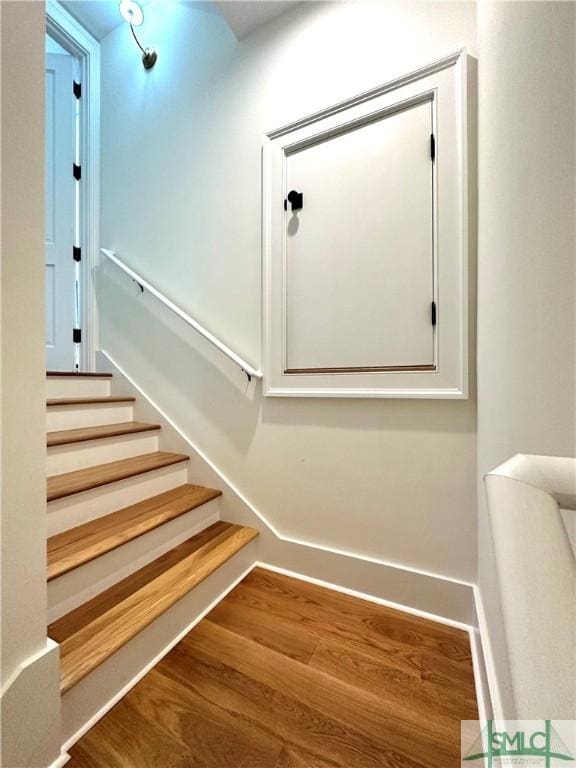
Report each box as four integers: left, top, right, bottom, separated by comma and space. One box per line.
47, 451, 190, 502
47, 396, 135, 407
49, 522, 259, 692
47, 421, 161, 447
47, 484, 223, 581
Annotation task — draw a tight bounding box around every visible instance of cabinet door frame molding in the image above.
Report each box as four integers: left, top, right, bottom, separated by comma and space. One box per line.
262, 49, 470, 399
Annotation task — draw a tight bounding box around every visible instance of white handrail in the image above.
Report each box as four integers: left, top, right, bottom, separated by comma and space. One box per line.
101, 249, 263, 380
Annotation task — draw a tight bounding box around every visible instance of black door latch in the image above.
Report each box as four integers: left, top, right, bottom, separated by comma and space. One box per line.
284, 190, 303, 212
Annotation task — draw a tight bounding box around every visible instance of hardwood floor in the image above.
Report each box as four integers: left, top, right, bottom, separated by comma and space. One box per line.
67, 568, 477, 768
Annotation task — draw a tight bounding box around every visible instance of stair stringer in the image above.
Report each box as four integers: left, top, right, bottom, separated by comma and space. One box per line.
100, 352, 475, 626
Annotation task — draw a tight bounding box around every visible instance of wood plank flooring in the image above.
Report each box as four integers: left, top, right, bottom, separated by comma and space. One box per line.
66, 568, 477, 768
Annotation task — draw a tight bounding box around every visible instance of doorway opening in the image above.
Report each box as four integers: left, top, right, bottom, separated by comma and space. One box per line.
45, 33, 80, 370
45, 4, 100, 372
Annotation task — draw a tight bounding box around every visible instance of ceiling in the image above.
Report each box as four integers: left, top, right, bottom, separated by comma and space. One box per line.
59, 0, 300, 42
213, 1, 299, 39
60, 0, 156, 40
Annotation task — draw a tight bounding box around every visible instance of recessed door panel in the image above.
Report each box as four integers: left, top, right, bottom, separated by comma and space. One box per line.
284, 99, 434, 373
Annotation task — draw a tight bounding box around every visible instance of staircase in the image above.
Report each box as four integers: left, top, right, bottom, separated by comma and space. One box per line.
46, 371, 258, 742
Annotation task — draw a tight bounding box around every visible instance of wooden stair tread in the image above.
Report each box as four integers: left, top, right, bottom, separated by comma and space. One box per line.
49, 521, 259, 692
47, 396, 135, 407
47, 421, 161, 447
47, 484, 222, 581
47, 451, 189, 502
47, 371, 113, 378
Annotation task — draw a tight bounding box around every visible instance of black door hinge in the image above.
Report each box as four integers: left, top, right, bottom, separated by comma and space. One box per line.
430, 133, 436, 162
73, 164, 82, 181
73, 81, 82, 99
73, 246, 81, 262
431, 301, 437, 326
73, 328, 82, 344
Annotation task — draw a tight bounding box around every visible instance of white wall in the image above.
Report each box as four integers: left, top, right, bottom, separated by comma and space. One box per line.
100, 1, 478, 583
1, 0, 47, 688
477, 1, 576, 717
0, 3, 61, 766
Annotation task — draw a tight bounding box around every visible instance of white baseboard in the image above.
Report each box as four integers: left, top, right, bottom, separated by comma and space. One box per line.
48, 751, 71, 768
469, 623, 491, 723
60, 553, 491, 757
100, 349, 476, 626
256, 560, 472, 631
257, 561, 493, 722
56, 529, 492, 758
473, 585, 502, 720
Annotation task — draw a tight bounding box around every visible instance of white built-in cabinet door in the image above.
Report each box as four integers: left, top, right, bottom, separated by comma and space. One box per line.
285, 100, 434, 373
45, 52, 76, 370
264, 51, 469, 398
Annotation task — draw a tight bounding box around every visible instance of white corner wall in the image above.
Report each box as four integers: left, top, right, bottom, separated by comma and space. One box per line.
0, 3, 62, 766
99, 2, 478, 585
477, 1, 576, 717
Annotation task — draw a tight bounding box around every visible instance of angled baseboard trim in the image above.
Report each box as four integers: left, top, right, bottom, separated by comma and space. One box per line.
59, 555, 490, 758
256, 560, 472, 631
99, 350, 476, 626
48, 751, 71, 768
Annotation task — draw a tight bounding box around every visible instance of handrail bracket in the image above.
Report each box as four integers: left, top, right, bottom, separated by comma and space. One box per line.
101, 248, 263, 381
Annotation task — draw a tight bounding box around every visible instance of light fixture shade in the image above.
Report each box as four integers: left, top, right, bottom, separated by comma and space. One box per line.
119, 0, 144, 26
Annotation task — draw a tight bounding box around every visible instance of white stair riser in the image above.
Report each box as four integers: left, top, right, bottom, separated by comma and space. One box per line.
61, 541, 257, 747
48, 498, 221, 622
47, 433, 160, 475
48, 464, 189, 536
47, 404, 134, 431
47, 378, 111, 399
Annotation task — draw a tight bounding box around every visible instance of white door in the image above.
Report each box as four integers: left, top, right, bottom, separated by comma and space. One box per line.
45, 52, 76, 370
284, 99, 434, 373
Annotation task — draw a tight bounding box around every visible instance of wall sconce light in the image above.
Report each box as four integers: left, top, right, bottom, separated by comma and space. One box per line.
119, 0, 157, 69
